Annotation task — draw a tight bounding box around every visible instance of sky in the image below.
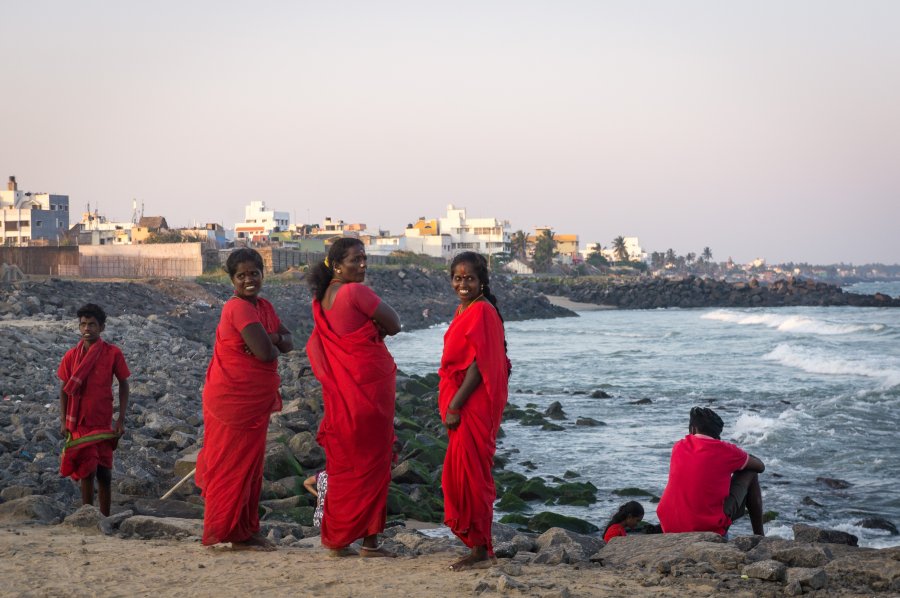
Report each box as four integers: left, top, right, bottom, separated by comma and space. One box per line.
2, 1, 898, 265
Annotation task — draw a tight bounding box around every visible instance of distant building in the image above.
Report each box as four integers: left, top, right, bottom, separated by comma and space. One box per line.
582, 236, 646, 263
526, 227, 580, 264
71, 210, 134, 245
181, 223, 229, 249
234, 201, 289, 242
437, 204, 510, 256
132, 216, 170, 244
0, 176, 70, 246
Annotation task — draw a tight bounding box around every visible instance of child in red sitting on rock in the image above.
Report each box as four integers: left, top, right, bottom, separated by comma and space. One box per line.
657, 407, 765, 537
602, 501, 645, 543
58, 303, 130, 516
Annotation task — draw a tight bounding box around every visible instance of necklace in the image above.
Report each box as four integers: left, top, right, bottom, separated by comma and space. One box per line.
455, 294, 484, 316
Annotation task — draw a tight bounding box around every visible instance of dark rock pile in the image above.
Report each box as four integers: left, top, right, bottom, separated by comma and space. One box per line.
526, 276, 900, 309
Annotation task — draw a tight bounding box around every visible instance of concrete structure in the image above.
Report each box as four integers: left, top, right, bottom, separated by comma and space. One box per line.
71, 210, 134, 245
526, 227, 581, 264
79, 243, 205, 277
436, 204, 510, 257
582, 236, 646, 263
181, 223, 229, 249
234, 201, 289, 242
132, 216, 170, 244
366, 233, 450, 258
1, 176, 70, 246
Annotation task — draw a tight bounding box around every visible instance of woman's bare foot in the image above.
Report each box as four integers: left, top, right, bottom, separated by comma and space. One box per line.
327, 546, 358, 557
448, 547, 494, 571
230, 533, 276, 552
359, 545, 397, 558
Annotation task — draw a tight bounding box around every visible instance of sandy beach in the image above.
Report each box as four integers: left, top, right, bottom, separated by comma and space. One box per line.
0, 524, 731, 598
543, 295, 616, 311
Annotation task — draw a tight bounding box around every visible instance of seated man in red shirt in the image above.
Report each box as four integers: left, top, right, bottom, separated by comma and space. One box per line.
657, 407, 765, 536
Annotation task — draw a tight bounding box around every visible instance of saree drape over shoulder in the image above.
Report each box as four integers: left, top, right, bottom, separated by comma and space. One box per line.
196, 297, 282, 546
306, 298, 397, 550
58, 339, 130, 480
439, 300, 509, 555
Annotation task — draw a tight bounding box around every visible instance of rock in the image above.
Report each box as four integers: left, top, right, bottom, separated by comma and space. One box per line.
824, 546, 900, 591
574, 417, 605, 426
264, 442, 302, 480
855, 516, 899, 535
168, 430, 197, 450
629, 398, 652, 405
494, 541, 518, 559
555, 481, 597, 505
496, 573, 527, 592
589, 532, 724, 567
0, 495, 65, 524
730, 535, 763, 552
801, 496, 823, 507
532, 545, 582, 565
144, 412, 193, 436
391, 460, 431, 485
0, 485, 33, 501
815, 476, 852, 489
120, 515, 204, 539
99, 510, 134, 535
792, 523, 858, 546
543, 401, 566, 420
786, 567, 827, 591
528, 512, 599, 534
771, 544, 833, 568
173, 450, 200, 478
511, 533, 536, 553
590, 390, 611, 398
535, 527, 604, 557
287, 431, 325, 469
495, 492, 529, 513
134, 498, 204, 519
784, 580, 803, 596
683, 541, 746, 571
63, 504, 103, 531
514, 477, 554, 502
742, 559, 787, 582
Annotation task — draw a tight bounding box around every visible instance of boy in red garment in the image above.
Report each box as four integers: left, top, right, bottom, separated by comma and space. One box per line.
657, 407, 765, 536
58, 303, 130, 516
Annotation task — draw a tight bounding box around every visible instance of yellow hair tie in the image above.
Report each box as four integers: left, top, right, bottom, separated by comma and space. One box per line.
324, 257, 330, 268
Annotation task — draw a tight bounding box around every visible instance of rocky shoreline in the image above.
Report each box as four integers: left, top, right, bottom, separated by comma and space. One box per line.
1, 274, 899, 595
524, 275, 900, 309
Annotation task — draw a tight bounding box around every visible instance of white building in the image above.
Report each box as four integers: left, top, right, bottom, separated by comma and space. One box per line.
582, 236, 647, 263
234, 200, 289, 241
436, 204, 510, 257
1, 176, 70, 246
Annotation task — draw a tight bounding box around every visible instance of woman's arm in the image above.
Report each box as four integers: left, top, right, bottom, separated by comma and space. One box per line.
269, 323, 294, 354
241, 322, 279, 362
372, 301, 401, 336
444, 360, 482, 430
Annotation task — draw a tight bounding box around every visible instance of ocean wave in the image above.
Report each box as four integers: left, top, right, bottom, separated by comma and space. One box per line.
702, 310, 886, 336
763, 344, 900, 389
730, 410, 803, 446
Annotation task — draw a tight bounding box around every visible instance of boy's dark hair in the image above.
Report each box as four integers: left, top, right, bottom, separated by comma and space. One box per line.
225, 247, 265, 277
307, 237, 365, 302
603, 500, 645, 536
76, 303, 107, 326
689, 406, 724, 439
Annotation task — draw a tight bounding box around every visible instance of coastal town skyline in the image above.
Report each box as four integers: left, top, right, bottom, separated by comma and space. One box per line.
2, 2, 898, 265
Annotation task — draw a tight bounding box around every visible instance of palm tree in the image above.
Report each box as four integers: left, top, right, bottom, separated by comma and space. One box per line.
612, 236, 629, 263
510, 230, 528, 260
664, 248, 677, 267
586, 243, 609, 268
533, 229, 556, 272
702, 247, 713, 262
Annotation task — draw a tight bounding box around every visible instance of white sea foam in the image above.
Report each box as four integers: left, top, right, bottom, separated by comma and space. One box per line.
763, 343, 900, 389
731, 410, 801, 446
702, 310, 885, 336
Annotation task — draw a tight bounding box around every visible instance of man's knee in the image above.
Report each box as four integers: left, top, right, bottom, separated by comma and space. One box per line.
96, 466, 112, 485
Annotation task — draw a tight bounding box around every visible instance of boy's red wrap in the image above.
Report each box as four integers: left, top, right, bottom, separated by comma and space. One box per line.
306, 299, 397, 549
439, 301, 509, 555
196, 297, 282, 546
58, 338, 130, 480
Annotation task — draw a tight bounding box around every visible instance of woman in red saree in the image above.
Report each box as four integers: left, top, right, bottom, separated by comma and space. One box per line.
440, 251, 510, 571
306, 238, 401, 557
196, 248, 293, 550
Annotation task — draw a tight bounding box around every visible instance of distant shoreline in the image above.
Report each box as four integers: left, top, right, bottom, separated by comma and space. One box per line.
543, 294, 616, 311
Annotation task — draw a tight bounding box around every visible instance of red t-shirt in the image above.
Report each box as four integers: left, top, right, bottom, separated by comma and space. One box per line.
603, 523, 627, 543
324, 283, 381, 335
57, 342, 130, 428
656, 434, 749, 535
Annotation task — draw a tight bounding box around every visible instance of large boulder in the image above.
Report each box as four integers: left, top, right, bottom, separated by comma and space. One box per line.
264, 442, 303, 480
287, 432, 325, 469
590, 532, 724, 567
771, 544, 834, 568
742, 559, 787, 582
0, 495, 66, 524
63, 504, 103, 531
535, 527, 604, 561
120, 515, 203, 539
792, 523, 858, 546
528, 511, 599, 534
133, 498, 204, 519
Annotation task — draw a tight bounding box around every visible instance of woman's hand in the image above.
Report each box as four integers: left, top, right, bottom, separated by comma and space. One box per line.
444, 411, 461, 430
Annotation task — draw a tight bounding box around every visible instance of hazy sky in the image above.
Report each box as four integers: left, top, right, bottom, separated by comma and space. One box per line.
3, 1, 898, 264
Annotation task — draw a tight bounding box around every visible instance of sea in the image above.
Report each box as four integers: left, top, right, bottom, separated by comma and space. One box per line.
386, 281, 900, 548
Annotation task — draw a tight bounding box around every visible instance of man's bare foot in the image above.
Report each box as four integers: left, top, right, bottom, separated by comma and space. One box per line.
448, 553, 495, 571
230, 533, 276, 552
327, 546, 358, 557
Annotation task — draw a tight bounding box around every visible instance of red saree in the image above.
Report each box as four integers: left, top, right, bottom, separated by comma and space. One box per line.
58, 339, 130, 480
306, 298, 397, 549
196, 297, 282, 546
439, 300, 509, 555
